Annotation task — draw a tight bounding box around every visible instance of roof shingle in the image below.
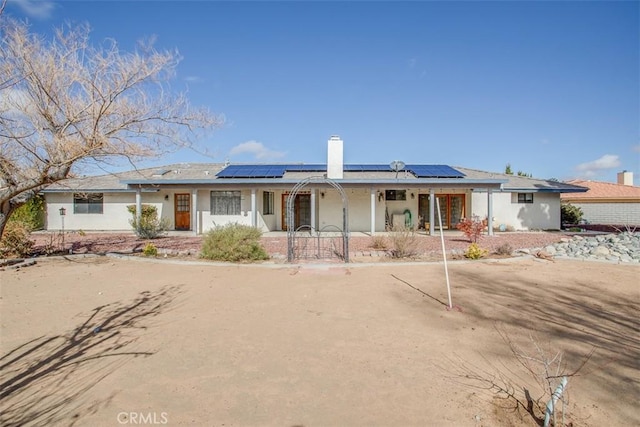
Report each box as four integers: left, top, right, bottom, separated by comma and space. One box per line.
561, 180, 640, 200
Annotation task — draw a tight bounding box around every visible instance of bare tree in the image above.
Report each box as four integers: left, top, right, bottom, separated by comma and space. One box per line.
0, 15, 223, 236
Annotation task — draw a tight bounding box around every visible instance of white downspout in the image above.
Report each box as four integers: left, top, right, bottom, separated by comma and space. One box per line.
250, 188, 257, 228
429, 188, 435, 236
370, 188, 376, 235
135, 187, 142, 229
192, 189, 198, 235
487, 189, 494, 236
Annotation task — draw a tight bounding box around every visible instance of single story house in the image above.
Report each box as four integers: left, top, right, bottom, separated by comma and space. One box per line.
561, 171, 640, 227
41, 136, 587, 235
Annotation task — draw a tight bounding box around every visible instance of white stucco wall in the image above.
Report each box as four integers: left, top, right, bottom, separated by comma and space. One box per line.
317, 188, 422, 232
45, 192, 139, 231
471, 191, 561, 231
44, 187, 563, 234
571, 202, 640, 226
198, 189, 254, 233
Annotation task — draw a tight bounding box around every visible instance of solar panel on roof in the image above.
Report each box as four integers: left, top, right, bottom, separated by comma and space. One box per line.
286, 164, 326, 172
406, 165, 465, 178
345, 164, 393, 172
216, 165, 288, 178
217, 163, 465, 178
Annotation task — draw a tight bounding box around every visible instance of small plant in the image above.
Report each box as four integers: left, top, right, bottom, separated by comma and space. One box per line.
456, 216, 485, 243
388, 224, 418, 259
370, 235, 388, 250
0, 221, 35, 257
142, 242, 158, 256
453, 326, 593, 427
464, 242, 488, 259
494, 243, 513, 256
200, 223, 269, 262
127, 204, 169, 239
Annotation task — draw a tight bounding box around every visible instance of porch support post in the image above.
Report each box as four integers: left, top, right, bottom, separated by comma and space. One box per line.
135, 187, 142, 229
487, 189, 494, 236
250, 188, 257, 228
192, 189, 198, 235
429, 188, 435, 235
310, 189, 316, 232
370, 187, 376, 235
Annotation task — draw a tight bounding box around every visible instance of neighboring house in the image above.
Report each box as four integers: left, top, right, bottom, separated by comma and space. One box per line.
561, 171, 640, 227
41, 136, 587, 235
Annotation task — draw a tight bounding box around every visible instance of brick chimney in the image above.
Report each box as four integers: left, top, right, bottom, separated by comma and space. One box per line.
327, 135, 343, 179
617, 170, 633, 186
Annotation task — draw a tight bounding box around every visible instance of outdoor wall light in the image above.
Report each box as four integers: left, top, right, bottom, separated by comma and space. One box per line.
164, 194, 169, 201
411, 192, 415, 199
378, 191, 384, 202
59, 207, 66, 248
321, 192, 325, 199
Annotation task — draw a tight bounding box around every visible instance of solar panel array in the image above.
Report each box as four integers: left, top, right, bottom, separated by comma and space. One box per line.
216, 164, 465, 178
405, 164, 465, 178
215, 165, 288, 178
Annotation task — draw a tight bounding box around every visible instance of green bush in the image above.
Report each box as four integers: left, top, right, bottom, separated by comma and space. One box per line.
0, 221, 35, 257
7, 195, 45, 231
127, 204, 169, 239
200, 224, 269, 262
561, 203, 583, 226
142, 242, 158, 256
464, 242, 488, 260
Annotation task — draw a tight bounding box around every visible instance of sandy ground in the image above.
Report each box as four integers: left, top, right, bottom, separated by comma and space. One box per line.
1, 256, 638, 427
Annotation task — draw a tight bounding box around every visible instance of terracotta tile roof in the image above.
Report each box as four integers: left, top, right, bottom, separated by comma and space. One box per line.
561, 180, 640, 201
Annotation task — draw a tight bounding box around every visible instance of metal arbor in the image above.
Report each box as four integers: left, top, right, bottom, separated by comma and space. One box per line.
286, 176, 350, 263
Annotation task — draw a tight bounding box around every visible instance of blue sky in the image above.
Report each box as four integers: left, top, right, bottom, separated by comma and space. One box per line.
6, 0, 640, 184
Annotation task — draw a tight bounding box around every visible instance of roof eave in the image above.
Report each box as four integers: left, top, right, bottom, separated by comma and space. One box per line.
120, 178, 507, 187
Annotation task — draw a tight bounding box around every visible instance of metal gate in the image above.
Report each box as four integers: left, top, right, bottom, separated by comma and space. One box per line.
286, 177, 349, 263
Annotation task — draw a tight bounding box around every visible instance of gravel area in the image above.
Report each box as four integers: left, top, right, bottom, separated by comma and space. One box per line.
30, 230, 569, 261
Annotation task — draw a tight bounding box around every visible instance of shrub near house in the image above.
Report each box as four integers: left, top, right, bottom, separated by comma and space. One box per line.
200, 224, 269, 262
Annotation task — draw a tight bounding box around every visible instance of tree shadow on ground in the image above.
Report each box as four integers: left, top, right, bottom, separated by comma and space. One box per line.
0, 285, 182, 427
449, 265, 640, 426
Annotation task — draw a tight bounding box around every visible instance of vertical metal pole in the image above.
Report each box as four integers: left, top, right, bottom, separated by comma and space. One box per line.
436, 197, 453, 309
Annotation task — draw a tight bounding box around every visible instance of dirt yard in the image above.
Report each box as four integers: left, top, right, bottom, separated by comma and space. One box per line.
1, 256, 638, 426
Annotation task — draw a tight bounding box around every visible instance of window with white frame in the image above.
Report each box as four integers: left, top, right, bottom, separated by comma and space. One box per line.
73, 193, 104, 214
517, 193, 534, 204
210, 191, 241, 215
263, 191, 274, 215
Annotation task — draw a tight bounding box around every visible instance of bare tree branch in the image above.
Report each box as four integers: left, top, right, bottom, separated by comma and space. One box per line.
0, 16, 223, 235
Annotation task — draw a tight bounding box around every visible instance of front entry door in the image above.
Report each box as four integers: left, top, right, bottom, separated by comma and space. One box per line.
175, 193, 191, 230
418, 194, 465, 230
282, 193, 311, 231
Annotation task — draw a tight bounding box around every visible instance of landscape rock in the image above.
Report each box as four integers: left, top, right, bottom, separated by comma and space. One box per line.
549, 232, 640, 263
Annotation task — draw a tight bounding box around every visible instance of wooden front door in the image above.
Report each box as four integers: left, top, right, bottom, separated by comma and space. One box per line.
418, 194, 465, 230
174, 193, 191, 230
282, 193, 311, 231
